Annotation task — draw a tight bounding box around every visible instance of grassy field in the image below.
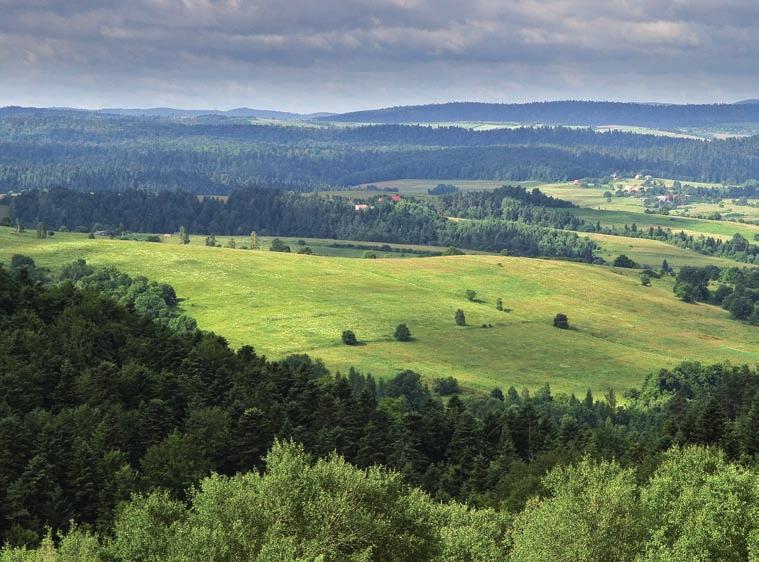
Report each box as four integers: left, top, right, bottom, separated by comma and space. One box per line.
585, 233, 751, 269
533, 182, 759, 240
206, 235, 466, 258
349, 178, 759, 241
2, 227, 757, 397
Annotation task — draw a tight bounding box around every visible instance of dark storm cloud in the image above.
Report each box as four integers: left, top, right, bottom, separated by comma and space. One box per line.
1, 0, 759, 111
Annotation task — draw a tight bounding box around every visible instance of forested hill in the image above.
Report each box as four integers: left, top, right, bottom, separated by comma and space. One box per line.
1, 259, 758, 558
3, 109, 759, 189
9, 187, 597, 260
324, 100, 759, 127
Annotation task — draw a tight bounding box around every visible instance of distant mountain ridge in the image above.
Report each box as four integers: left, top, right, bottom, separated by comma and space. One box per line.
0, 105, 334, 120
98, 107, 334, 120
320, 100, 759, 128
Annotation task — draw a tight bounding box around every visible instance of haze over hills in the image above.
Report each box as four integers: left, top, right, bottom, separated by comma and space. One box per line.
321, 100, 759, 128
97, 107, 336, 120
0, 105, 335, 120
5, 100, 759, 129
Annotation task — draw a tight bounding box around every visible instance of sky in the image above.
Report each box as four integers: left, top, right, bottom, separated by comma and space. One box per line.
1, 0, 759, 113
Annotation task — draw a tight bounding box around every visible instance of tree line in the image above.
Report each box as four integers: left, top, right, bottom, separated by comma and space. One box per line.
9, 187, 598, 260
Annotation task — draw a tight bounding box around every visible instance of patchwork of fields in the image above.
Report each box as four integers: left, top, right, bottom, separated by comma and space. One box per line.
2, 227, 757, 397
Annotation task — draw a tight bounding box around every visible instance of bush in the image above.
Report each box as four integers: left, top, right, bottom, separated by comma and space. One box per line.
297, 246, 313, 255
270, 238, 291, 253
466, 290, 477, 302
394, 323, 412, 341
443, 246, 464, 255
432, 376, 460, 395
613, 254, 638, 268
553, 313, 569, 329
364, 251, 377, 259
341, 330, 358, 345
455, 309, 466, 326
640, 273, 651, 286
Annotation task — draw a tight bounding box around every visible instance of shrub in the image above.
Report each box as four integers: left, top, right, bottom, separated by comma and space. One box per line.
553, 313, 569, 329
394, 323, 411, 342
432, 376, 460, 395
270, 238, 291, 253
640, 273, 651, 286
465, 290, 477, 301
341, 330, 358, 345
613, 254, 638, 268
455, 309, 466, 326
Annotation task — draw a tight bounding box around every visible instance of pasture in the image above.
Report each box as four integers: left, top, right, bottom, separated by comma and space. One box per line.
2, 227, 757, 397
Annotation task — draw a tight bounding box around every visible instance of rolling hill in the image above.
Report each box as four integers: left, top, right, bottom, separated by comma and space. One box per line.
2, 227, 756, 396
322, 100, 759, 128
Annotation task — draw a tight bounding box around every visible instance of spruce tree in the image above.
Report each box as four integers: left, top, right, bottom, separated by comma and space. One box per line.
455, 309, 466, 326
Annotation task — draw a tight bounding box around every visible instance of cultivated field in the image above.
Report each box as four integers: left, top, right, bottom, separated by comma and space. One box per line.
2, 227, 757, 397
355, 178, 759, 240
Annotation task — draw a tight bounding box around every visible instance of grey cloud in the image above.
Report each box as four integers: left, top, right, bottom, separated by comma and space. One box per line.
1, 0, 759, 111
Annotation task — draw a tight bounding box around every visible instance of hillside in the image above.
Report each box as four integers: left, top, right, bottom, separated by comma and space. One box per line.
2, 227, 756, 396
323, 100, 759, 127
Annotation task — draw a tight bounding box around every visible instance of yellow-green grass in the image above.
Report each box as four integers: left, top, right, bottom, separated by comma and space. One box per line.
538, 181, 759, 240
586, 233, 751, 269
569, 207, 759, 241
671, 200, 759, 223
206, 235, 467, 259
2, 227, 757, 397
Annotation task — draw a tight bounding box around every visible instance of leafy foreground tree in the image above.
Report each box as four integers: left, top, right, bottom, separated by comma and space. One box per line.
510, 446, 758, 562
1, 441, 510, 562
3, 445, 756, 562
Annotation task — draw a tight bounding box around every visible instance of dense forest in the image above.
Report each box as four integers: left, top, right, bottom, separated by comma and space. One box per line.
674, 265, 759, 322
324, 100, 759, 127
0, 259, 758, 559
3, 109, 759, 190
9, 187, 599, 260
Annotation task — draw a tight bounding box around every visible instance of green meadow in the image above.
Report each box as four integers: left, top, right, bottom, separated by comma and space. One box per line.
585, 232, 751, 269
2, 227, 757, 396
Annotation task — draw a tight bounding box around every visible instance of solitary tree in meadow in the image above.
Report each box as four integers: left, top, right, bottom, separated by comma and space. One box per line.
179, 226, 190, 245
36, 222, 47, 239
553, 313, 569, 329
496, 298, 503, 311
15, 219, 24, 234
394, 323, 411, 341
613, 254, 637, 268
226, 238, 236, 249
341, 330, 358, 345
250, 231, 258, 249
455, 309, 466, 326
